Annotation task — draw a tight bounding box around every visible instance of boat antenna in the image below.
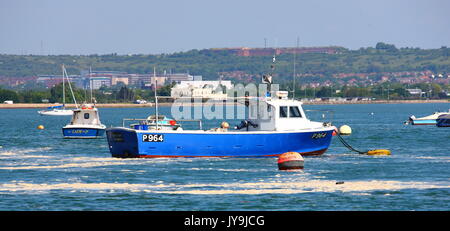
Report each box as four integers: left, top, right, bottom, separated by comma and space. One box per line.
262, 45, 276, 97
153, 66, 159, 129
292, 37, 299, 100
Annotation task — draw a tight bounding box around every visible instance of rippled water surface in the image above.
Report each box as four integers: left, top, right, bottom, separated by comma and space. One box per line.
0, 103, 449, 210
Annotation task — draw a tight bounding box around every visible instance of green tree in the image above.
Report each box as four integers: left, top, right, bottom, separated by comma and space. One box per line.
375, 42, 398, 52
0, 88, 19, 102
118, 86, 134, 102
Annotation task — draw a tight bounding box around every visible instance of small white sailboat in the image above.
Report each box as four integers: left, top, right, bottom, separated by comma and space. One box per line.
38, 65, 78, 116
38, 105, 74, 116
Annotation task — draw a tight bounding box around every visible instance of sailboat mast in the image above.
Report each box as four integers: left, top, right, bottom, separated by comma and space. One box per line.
62, 64, 65, 108
63, 65, 79, 109
89, 66, 93, 104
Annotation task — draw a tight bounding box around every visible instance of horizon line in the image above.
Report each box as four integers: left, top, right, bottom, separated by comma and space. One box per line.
1, 43, 448, 56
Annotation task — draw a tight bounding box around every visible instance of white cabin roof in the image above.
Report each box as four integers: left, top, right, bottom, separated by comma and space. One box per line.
264, 98, 304, 107
68, 107, 104, 126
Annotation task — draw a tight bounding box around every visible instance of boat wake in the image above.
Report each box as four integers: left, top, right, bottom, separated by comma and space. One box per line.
0, 160, 131, 170
0, 179, 447, 195
0, 147, 53, 159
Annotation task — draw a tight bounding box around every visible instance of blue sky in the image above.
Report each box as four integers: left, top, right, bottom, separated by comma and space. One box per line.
1, 0, 449, 55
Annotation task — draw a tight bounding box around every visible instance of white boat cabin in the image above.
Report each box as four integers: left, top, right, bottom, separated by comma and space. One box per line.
244, 91, 325, 132
68, 105, 103, 126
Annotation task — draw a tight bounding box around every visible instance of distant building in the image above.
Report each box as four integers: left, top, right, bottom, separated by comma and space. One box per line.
128, 74, 167, 89
167, 73, 194, 83
149, 76, 167, 89
0, 76, 37, 87
210, 47, 341, 56
128, 74, 151, 87
406, 88, 425, 97
171, 80, 232, 99
36, 74, 81, 88
81, 70, 127, 90
90, 76, 112, 90
111, 76, 129, 86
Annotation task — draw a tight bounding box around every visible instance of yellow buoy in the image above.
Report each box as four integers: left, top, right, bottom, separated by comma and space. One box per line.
339, 125, 352, 135
366, 149, 391, 156
221, 121, 230, 129
37, 125, 45, 130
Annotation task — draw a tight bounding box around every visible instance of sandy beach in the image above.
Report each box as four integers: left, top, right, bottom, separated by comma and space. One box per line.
0, 99, 448, 109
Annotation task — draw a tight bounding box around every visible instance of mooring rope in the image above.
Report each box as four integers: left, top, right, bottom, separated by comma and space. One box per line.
336, 133, 367, 154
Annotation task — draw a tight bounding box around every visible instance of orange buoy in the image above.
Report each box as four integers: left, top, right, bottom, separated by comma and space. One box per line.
277, 152, 304, 170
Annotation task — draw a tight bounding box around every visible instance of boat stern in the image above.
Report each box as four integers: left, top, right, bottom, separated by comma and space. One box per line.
62, 127, 105, 138
106, 127, 139, 158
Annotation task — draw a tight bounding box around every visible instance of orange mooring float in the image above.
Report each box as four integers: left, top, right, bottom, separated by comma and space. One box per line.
277, 152, 304, 170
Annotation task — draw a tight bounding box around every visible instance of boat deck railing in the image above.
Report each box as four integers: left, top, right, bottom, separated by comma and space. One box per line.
304, 109, 335, 124
122, 118, 203, 130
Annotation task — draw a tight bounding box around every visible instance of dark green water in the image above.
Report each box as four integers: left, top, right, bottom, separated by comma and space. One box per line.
0, 103, 449, 210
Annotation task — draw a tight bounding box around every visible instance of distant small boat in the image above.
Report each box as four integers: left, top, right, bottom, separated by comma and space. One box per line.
38, 65, 77, 116
408, 111, 450, 125
436, 114, 450, 127
62, 104, 106, 139
38, 105, 73, 116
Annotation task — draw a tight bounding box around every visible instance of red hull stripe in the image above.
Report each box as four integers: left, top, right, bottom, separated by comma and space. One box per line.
137, 148, 328, 158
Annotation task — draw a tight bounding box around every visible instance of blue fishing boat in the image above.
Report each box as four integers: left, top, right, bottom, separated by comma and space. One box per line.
62, 104, 106, 138
106, 53, 336, 158
436, 114, 450, 127
106, 91, 336, 158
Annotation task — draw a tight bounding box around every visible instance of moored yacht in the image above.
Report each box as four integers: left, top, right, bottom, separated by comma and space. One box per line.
62, 104, 106, 138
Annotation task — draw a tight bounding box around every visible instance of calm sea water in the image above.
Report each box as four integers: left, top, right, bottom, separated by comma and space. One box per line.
0, 103, 449, 211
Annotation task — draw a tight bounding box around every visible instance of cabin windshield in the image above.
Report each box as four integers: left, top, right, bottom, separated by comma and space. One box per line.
289, 106, 302, 118
279, 106, 288, 118
279, 105, 303, 118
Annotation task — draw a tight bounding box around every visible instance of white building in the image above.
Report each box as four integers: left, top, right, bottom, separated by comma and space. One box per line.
167, 73, 194, 83
90, 77, 112, 90
406, 88, 425, 97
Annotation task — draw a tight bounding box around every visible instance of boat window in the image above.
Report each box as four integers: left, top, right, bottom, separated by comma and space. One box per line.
279, 106, 288, 118
289, 106, 302, 118
84, 113, 90, 119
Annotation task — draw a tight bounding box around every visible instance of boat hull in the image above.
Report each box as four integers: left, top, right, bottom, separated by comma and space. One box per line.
38, 109, 73, 116
436, 118, 450, 127
410, 119, 436, 125
106, 127, 335, 158
62, 127, 105, 139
